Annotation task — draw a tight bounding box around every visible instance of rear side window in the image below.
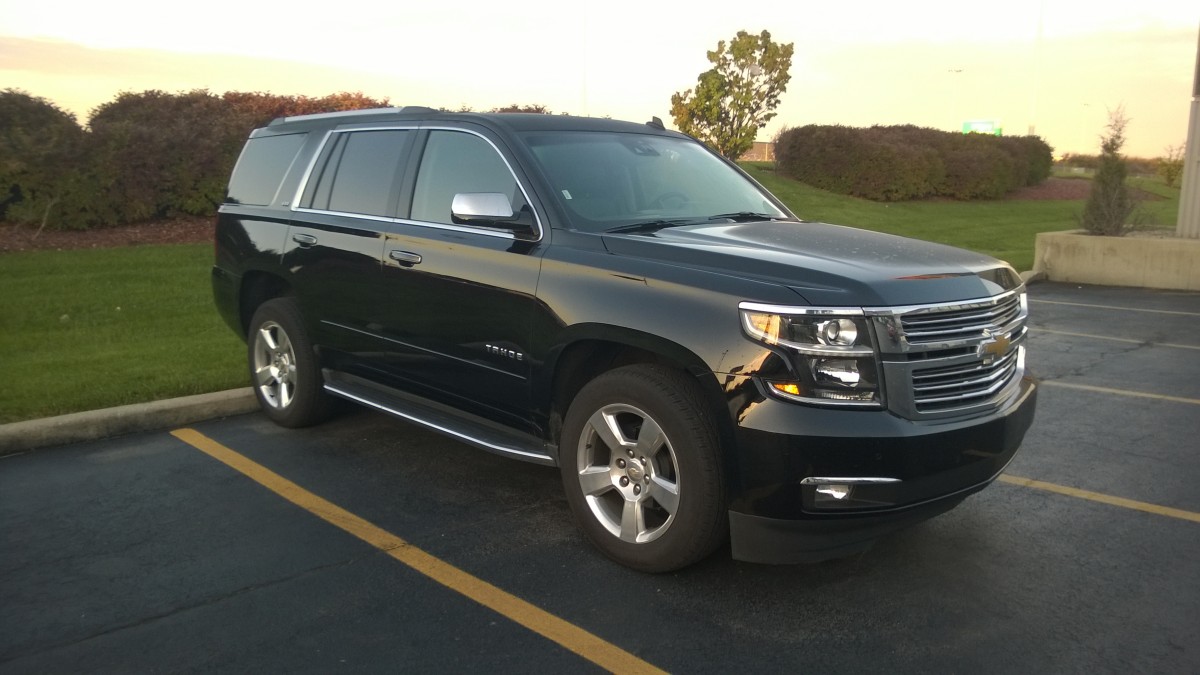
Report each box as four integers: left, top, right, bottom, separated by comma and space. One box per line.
226, 133, 307, 206
410, 131, 526, 225
308, 130, 410, 217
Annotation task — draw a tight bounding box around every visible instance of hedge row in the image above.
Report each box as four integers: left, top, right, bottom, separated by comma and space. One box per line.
774, 124, 1053, 201
1, 89, 392, 230
1059, 153, 1159, 176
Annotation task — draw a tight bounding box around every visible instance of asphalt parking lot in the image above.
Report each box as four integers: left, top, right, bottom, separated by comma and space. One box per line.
2, 281, 1198, 673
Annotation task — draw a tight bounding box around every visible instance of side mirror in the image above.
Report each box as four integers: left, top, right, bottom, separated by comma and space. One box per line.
451, 193, 515, 225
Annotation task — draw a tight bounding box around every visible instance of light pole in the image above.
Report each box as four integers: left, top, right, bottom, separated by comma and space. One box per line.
1177, 24, 1200, 239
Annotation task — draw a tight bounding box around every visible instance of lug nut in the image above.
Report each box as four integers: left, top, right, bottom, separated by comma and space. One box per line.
633, 484, 641, 495
620, 477, 630, 487
617, 458, 626, 468
627, 449, 634, 458
644, 476, 650, 484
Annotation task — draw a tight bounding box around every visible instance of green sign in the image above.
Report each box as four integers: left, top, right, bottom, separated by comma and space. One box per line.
962, 120, 1003, 136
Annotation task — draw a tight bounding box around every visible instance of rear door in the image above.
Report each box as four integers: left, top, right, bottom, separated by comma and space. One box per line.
283, 127, 415, 367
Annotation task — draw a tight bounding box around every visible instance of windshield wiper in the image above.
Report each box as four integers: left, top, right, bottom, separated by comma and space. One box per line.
707, 211, 783, 222
605, 219, 700, 234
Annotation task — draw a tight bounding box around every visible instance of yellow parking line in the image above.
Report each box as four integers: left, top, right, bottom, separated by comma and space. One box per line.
999, 474, 1200, 524
1030, 328, 1200, 351
1029, 298, 1200, 317
170, 428, 666, 675
1040, 381, 1200, 406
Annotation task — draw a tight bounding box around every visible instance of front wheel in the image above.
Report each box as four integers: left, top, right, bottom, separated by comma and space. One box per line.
560, 365, 727, 572
247, 297, 333, 428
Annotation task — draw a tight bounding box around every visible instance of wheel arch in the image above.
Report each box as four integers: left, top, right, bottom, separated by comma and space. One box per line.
538, 325, 739, 474
238, 270, 293, 337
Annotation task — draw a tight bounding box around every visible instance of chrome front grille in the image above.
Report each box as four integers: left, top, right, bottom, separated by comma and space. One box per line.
899, 293, 1022, 345
911, 347, 1021, 413
870, 289, 1028, 419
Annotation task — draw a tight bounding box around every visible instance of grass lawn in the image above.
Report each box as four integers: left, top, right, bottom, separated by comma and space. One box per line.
0, 244, 246, 423
743, 163, 1181, 272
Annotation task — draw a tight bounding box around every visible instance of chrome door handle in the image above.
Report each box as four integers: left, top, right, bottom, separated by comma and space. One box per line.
389, 250, 423, 266
292, 233, 318, 247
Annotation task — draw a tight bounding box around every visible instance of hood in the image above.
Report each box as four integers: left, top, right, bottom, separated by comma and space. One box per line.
600, 220, 1020, 306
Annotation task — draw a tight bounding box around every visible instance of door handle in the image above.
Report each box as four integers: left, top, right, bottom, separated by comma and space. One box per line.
389, 250, 423, 266
292, 233, 318, 247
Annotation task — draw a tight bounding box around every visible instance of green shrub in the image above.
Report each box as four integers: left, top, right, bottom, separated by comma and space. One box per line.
1, 89, 392, 230
1080, 109, 1134, 236
939, 138, 1015, 199
0, 89, 85, 227
776, 125, 941, 201
775, 124, 1051, 202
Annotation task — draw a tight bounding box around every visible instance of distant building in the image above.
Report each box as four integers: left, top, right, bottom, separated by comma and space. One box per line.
739, 142, 775, 162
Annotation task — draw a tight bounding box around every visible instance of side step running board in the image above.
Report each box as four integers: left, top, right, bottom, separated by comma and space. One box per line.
323, 376, 556, 467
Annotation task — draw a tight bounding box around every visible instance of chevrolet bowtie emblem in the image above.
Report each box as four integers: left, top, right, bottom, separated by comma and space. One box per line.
978, 330, 1011, 365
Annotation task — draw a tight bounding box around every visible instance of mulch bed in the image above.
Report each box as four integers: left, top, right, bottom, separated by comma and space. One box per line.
1007, 177, 1092, 200
0, 217, 214, 253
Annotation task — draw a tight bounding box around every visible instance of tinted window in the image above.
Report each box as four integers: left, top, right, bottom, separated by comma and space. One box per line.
226, 133, 306, 206
411, 131, 526, 225
522, 132, 786, 232
322, 130, 410, 217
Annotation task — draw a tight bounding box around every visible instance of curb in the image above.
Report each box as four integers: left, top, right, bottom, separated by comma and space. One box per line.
0, 388, 259, 457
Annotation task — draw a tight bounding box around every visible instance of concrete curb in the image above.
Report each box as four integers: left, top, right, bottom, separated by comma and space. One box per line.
0, 388, 259, 457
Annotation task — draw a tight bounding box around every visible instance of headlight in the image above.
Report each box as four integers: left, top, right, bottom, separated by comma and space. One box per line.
739, 304, 882, 407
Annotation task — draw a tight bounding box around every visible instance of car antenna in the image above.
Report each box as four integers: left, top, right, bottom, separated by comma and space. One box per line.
646, 116, 665, 130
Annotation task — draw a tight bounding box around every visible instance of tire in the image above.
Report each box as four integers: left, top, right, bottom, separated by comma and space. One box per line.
246, 297, 333, 428
560, 364, 727, 572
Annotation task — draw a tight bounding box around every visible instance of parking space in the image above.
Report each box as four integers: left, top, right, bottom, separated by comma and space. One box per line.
2, 282, 1198, 673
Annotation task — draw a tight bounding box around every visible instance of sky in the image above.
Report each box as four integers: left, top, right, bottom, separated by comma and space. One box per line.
1, 1, 1196, 158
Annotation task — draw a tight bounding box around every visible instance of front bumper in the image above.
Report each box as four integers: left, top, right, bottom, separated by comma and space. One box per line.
726, 374, 1036, 564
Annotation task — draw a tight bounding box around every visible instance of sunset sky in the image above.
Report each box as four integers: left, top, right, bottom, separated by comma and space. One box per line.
2, 1, 1196, 158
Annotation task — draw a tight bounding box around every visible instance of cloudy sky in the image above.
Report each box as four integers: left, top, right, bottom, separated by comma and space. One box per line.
1, 0, 1196, 157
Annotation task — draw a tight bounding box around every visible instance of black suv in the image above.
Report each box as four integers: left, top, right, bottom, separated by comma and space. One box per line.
213, 107, 1036, 572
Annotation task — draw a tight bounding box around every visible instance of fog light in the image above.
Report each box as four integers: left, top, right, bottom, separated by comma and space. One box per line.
814, 483, 853, 502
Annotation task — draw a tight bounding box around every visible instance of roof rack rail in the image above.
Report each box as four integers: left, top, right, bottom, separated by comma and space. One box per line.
268, 106, 436, 126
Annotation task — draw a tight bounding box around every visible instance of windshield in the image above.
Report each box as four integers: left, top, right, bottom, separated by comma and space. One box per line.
520, 131, 789, 233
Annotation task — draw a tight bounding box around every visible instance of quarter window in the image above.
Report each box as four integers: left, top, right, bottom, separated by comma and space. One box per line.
226, 133, 306, 206
411, 131, 527, 226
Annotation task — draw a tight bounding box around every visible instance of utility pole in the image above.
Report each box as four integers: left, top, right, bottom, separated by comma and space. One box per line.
1178, 24, 1200, 239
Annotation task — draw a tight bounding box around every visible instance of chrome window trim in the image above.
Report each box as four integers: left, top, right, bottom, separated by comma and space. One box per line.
391, 217, 516, 240
290, 128, 336, 208
289, 124, 544, 242
290, 208, 396, 225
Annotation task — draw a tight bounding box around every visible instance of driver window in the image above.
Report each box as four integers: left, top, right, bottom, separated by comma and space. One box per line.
411, 131, 527, 226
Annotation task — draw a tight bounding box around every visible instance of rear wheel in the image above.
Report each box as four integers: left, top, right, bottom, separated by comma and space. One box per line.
247, 297, 333, 428
560, 364, 727, 572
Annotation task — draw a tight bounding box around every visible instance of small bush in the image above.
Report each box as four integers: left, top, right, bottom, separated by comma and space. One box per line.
1158, 144, 1185, 188
1080, 109, 1134, 236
